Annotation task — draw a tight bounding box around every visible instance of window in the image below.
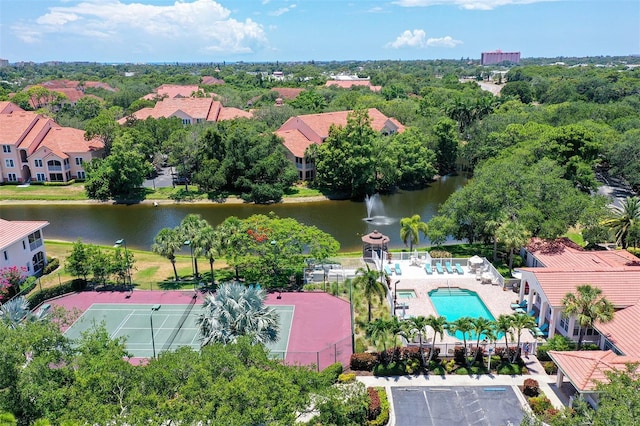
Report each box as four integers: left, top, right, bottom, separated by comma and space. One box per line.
2, 145, 10, 153
3, 251, 7, 261
77, 171, 86, 180
32, 252, 45, 274
573, 324, 598, 337
181, 118, 191, 125
47, 160, 62, 171
5, 159, 14, 168
49, 173, 64, 182
559, 315, 569, 332
22, 240, 26, 250
7, 173, 17, 182
34, 159, 43, 167
75, 157, 83, 166
29, 230, 43, 250
36, 173, 46, 182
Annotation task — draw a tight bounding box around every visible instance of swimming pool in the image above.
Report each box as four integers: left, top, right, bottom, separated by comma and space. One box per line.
428, 288, 496, 340
397, 290, 416, 299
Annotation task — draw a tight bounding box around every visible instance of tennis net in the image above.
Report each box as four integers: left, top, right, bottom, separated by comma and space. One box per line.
162, 296, 197, 352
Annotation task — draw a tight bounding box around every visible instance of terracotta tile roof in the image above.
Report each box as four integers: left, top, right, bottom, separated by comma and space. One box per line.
143, 84, 201, 100
0, 219, 49, 251
40, 127, 103, 159
549, 350, 640, 392
325, 80, 382, 92
124, 98, 250, 123
201, 76, 224, 85
271, 88, 304, 100
0, 111, 48, 147
0, 102, 23, 114
595, 304, 640, 357
216, 106, 252, 121
528, 270, 640, 308
526, 238, 640, 270
275, 129, 313, 157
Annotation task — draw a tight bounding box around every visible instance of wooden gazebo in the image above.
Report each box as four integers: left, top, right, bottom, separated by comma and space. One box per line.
361, 230, 389, 260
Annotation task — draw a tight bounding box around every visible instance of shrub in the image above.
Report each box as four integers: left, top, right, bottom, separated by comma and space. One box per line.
373, 362, 405, 376
496, 363, 524, 375
404, 358, 421, 374
350, 352, 379, 371
522, 378, 540, 397
453, 346, 466, 364
428, 360, 446, 375
429, 250, 451, 259
355, 337, 367, 354
456, 365, 487, 375
400, 346, 421, 363
366, 387, 389, 426
338, 373, 356, 384
537, 335, 576, 361
543, 361, 558, 375
322, 362, 343, 383
426, 346, 440, 361
580, 343, 600, 351
43, 258, 60, 275
529, 396, 553, 415
366, 387, 381, 420
444, 359, 457, 374
26, 278, 86, 308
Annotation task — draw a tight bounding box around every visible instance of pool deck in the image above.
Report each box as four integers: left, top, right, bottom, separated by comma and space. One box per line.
388, 260, 535, 345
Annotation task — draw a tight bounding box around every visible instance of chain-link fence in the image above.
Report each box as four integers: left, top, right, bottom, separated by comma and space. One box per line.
274, 335, 353, 372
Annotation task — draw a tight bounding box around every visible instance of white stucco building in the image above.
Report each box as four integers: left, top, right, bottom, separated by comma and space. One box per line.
0, 218, 49, 277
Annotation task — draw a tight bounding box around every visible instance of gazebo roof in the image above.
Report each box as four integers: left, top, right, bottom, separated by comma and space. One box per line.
361, 230, 390, 245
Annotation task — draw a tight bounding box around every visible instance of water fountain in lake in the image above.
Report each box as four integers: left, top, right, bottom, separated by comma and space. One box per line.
364, 194, 395, 226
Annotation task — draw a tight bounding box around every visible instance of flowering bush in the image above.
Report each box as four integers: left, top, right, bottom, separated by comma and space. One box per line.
0, 266, 27, 300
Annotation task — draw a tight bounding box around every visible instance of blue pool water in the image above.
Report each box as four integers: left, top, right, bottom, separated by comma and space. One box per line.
428, 288, 496, 340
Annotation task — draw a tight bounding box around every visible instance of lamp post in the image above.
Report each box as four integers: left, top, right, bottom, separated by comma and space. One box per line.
114, 239, 132, 288
393, 279, 400, 317
150, 304, 161, 359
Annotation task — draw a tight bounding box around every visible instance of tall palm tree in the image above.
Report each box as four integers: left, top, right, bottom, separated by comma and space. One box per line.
494, 314, 515, 357
471, 317, 493, 361
449, 317, 474, 366
405, 316, 429, 363
179, 214, 209, 278
353, 264, 387, 323
562, 284, 615, 349
399, 214, 428, 252
510, 313, 538, 362
366, 318, 391, 365
496, 219, 531, 274
215, 216, 244, 280
151, 227, 183, 281
425, 315, 448, 362
194, 225, 219, 287
197, 282, 279, 346
602, 196, 640, 249
387, 316, 404, 363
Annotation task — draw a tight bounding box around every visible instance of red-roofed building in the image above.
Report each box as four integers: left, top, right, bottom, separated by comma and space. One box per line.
0, 218, 49, 279
275, 108, 404, 180
515, 239, 640, 344
201, 76, 224, 86
121, 97, 251, 124
325, 79, 382, 92
548, 350, 640, 408
0, 103, 103, 183
142, 84, 206, 101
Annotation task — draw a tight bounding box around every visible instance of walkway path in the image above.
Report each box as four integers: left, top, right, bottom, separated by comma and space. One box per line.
357, 355, 564, 426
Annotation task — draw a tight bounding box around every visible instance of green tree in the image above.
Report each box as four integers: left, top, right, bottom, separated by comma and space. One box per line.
353, 264, 387, 323
433, 117, 459, 174
392, 127, 437, 188
178, 214, 209, 279
602, 196, 640, 249
496, 219, 531, 274
197, 282, 279, 346
84, 107, 121, 155
194, 225, 219, 287
399, 214, 428, 252
65, 239, 92, 282
448, 317, 474, 365
494, 314, 514, 356
404, 316, 429, 363
471, 317, 493, 361
366, 318, 391, 364
425, 315, 448, 362
562, 284, 615, 349
151, 227, 183, 281
510, 313, 538, 362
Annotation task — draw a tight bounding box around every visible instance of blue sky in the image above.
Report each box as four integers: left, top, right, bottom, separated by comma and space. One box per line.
1, 0, 638, 63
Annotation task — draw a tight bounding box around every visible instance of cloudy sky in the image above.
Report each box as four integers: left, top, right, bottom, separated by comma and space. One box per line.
0, 0, 638, 63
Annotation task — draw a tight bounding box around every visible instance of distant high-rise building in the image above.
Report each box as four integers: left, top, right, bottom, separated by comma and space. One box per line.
481, 50, 521, 65
0, 58, 9, 67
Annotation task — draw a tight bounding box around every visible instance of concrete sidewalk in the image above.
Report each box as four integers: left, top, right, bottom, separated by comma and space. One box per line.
356, 355, 564, 426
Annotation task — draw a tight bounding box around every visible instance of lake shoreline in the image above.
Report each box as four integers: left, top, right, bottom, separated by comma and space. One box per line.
0, 195, 333, 206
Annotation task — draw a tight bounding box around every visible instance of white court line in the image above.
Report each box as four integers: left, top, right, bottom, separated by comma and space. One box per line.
112, 311, 134, 337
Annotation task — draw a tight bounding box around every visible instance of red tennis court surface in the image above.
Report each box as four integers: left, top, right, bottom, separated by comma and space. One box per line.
50, 290, 353, 370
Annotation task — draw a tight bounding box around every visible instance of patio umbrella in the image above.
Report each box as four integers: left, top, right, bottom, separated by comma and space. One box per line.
469, 255, 484, 272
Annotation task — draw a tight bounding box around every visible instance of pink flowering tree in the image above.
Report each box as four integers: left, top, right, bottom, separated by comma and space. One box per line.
0, 266, 27, 302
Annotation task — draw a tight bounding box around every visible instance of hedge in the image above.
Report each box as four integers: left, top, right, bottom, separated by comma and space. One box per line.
27, 278, 86, 308
43, 258, 60, 275
373, 362, 405, 376
350, 352, 379, 371
366, 387, 389, 426
321, 362, 343, 384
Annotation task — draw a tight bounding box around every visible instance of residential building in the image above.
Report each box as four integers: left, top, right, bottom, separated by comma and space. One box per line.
325, 78, 381, 92
142, 84, 204, 100
275, 108, 404, 180
0, 218, 49, 277
516, 238, 640, 344
121, 97, 252, 125
0, 102, 104, 183
481, 50, 521, 65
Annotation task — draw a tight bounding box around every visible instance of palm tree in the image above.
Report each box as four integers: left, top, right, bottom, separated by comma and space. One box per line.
602, 196, 640, 249
510, 313, 538, 362
366, 318, 391, 365
353, 264, 387, 323
399, 214, 428, 252
471, 317, 493, 361
0, 296, 50, 329
215, 216, 244, 280
387, 316, 404, 363
449, 317, 474, 366
496, 219, 531, 274
562, 284, 615, 349
179, 214, 209, 278
197, 282, 279, 346
194, 225, 219, 287
494, 314, 514, 359
405, 316, 429, 363
151, 227, 183, 281
425, 315, 448, 363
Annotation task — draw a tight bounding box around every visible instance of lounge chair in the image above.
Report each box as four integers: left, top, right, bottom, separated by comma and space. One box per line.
527, 310, 536, 317
515, 308, 526, 314
444, 261, 454, 274
394, 263, 402, 275
510, 300, 527, 310
424, 263, 433, 275
454, 263, 464, 274
384, 265, 393, 276
435, 263, 444, 274
533, 323, 549, 337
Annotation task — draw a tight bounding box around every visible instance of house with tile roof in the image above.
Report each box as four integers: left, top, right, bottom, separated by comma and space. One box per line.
142, 84, 204, 101
0, 218, 49, 279
325, 79, 382, 92
275, 108, 404, 180
515, 238, 640, 344
121, 97, 252, 125
0, 103, 103, 183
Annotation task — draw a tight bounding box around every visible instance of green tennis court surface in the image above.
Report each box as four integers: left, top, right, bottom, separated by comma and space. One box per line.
65, 303, 294, 358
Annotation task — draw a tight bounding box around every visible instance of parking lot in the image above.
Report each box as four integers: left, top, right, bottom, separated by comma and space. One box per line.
391, 385, 526, 426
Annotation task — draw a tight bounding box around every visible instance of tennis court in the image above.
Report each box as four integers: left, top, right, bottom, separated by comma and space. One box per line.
64, 301, 295, 359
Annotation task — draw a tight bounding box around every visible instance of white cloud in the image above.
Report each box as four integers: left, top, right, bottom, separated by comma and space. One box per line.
386, 30, 462, 49
12, 0, 267, 55
367, 6, 385, 13
393, 0, 557, 11
269, 4, 297, 16
426, 36, 463, 47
